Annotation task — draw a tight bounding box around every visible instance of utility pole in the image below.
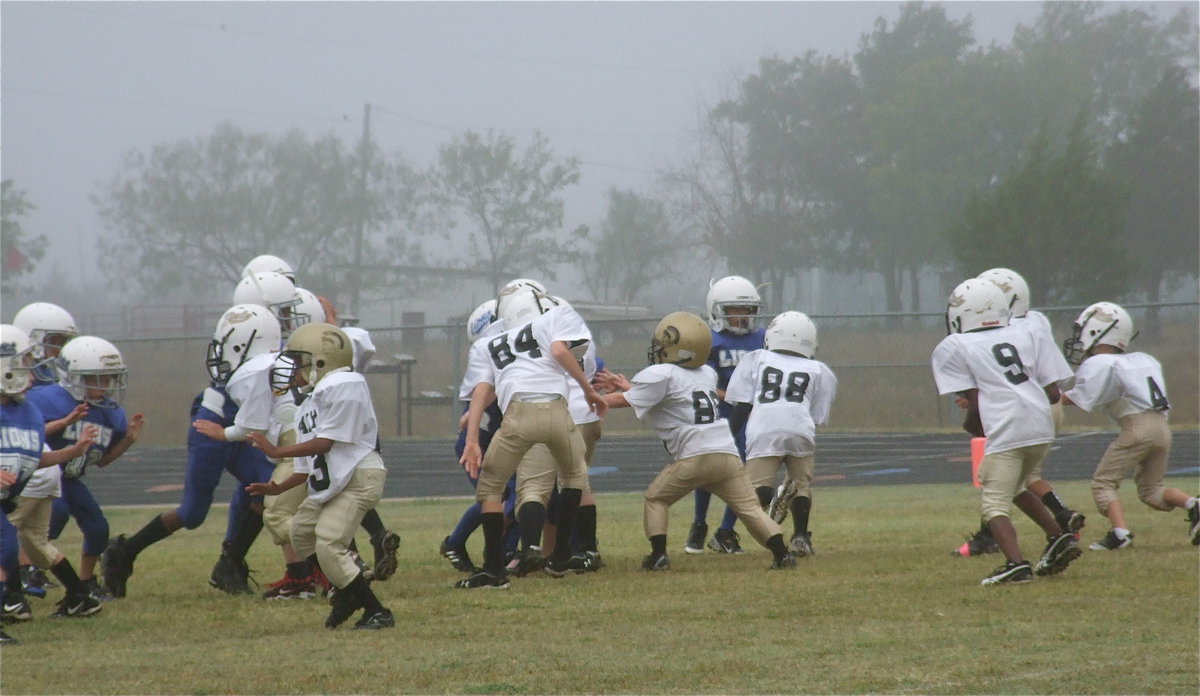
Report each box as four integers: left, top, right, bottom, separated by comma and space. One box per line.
349, 102, 371, 318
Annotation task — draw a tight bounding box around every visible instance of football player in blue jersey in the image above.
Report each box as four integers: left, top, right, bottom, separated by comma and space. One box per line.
11, 302, 80, 597
686, 276, 766, 555
102, 305, 281, 598
2, 324, 101, 628
28, 337, 143, 602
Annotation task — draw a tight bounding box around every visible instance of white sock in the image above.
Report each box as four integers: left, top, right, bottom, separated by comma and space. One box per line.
1113, 527, 1131, 539
1185, 497, 1198, 510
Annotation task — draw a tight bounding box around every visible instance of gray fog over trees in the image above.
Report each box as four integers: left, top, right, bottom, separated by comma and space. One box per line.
4, 1, 1196, 319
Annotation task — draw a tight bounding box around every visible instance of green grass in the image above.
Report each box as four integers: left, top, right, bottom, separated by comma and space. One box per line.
3, 481, 1198, 694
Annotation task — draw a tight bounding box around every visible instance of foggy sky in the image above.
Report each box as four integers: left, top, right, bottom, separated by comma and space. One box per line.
0, 1, 1089, 310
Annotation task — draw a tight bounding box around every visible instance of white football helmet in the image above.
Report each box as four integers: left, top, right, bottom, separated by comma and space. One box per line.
466, 299, 498, 342
270, 322, 353, 394
12, 302, 78, 366
0, 324, 36, 397
706, 276, 763, 335
496, 284, 554, 327
292, 287, 326, 329
945, 279, 1009, 334
501, 278, 548, 295
232, 271, 303, 336
765, 311, 818, 358
242, 254, 296, 284
206, 304, 283, 384
648, 311, 711, 369
58, 336, 127, 407
1063, 302, 1137, 366
978, 268, 1031, 318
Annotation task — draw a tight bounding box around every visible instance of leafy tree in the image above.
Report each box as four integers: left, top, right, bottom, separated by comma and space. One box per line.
578, 187, 680, 304
854, 1, 980, 312
1108, 66, 1199, 333
1011, 2, 1197, 149
1, 180, 46, 296
946, 114, 1130, 305
94, 122, 426, 302
430, 130, 582, 295
670, 52, 861, 311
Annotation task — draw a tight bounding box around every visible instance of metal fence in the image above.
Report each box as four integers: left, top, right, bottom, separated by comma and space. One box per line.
114, 302, 1198, 449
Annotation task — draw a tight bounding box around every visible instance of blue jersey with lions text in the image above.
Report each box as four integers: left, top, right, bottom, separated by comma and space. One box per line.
708, 328, 767, 395
27, 383, 127, 479
0, 399, 46, 510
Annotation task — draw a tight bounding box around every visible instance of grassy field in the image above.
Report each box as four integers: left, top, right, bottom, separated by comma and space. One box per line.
2, 480, 1197, 695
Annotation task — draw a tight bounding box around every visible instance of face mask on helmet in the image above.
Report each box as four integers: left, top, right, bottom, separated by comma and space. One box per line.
1062, 302, 1136, 366
12, 302, 79, 374
764, 311, 818, 358
206, 304, 283, 384
977, 268, 1030, 318
59, 336, 127, 407
292, 288, 326, 330
277, 322, 353, 391
706, 276, 763, 335
0, 324, 36, 397
647, 312, 711, 369
232, 271, 303, 337
945, 279, 1010, 334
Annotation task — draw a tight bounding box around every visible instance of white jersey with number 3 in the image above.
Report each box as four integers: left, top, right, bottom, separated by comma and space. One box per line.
293, 369, 382, 503
931, 324, 1056, 454
470, 305, 592, 412
725, 350, 837, 458
1065, 352, 1169, 420
622, 363, 738, 461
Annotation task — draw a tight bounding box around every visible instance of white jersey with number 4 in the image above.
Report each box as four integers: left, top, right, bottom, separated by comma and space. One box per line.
1065, 352, 1169, 421
293, 369, 382, 503
622, 363, 738, 461
469, 305, 592, 412
931, 324, 1056, 454
725, 350, 837, 458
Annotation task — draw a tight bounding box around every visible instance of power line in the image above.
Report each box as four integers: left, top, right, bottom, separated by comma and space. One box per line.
37, 3, 710, 78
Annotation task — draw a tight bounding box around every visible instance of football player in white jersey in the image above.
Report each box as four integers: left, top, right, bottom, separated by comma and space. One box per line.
1061, 302, 1199, 549
310, 292, 401, 581
932, 280, 1081, 586
725, 311, 836, 558
247, 322, 393, 630
951, 268, 1086, 558
600, 311, 796, 571
457, 284, 606, 588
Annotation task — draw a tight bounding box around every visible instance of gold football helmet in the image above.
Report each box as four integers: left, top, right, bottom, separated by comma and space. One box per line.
271, 322, 353, 392
647, 311, 711, 369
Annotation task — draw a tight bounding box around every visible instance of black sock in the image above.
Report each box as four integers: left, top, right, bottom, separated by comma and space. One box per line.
480, 512, 505, 573
127, 513, 174, 557
1041, 491, 1067, 514
344, 572, 384, 615
226, 510, 263, 561
49, 558, 86, 596
791, 496, 812, 535
755, 486, 774, 510
766, 534, 788, 562
360, 508, 384, 537
649, 534, 667, 556
552, 488, 582, 560
516, 502, 546, 550
574, 504, 597, 553
286, 561, 309, 581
